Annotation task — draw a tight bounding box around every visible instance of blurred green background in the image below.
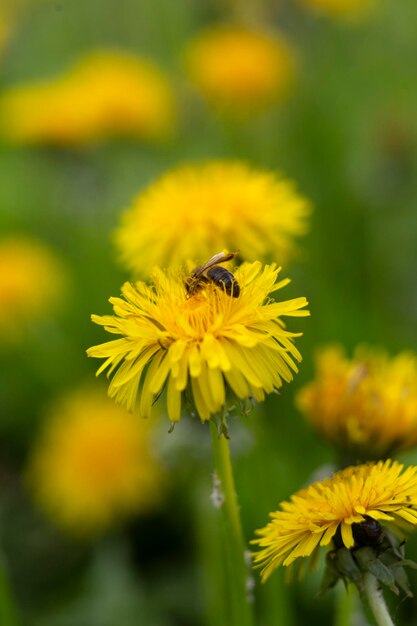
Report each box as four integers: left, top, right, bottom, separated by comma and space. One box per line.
1, 0, 417, 624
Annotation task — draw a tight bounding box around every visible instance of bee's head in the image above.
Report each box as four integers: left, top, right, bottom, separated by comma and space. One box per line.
184, 265, 202, 296
184, 274, 199, 297
184, 276, 193, 295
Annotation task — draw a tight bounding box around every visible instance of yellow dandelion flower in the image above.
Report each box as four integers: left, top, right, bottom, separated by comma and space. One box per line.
297, 345, 417, 458
0, 50, 175, 145
0, 236, 66, 340
253, 460, 417, 581
68, 51, 176, 140
87, 260, 309, 424
0, 14, 11, 58
299, 0, 374, 21
184, 25, 295, 114
115, 161, 311, 277
0, 0, 25, 59
27, 388, 164, 535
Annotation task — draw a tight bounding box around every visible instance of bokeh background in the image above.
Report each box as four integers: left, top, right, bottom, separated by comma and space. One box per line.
1, 0, 417, 624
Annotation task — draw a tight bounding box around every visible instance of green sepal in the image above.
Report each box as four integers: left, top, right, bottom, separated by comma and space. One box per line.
336, 548, 363, 584
320, 547, 362, 594
391, 565, 413, 598
380, 554, 417, 598
320, 539, 417, 599
393, 559, 417, 570
319, 554, 341, 594
383, 528, 406, 558
354, 546, 398, 594
209, 409, 230, 439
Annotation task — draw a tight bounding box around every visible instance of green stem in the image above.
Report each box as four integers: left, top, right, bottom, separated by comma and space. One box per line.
209, 420, 255, 626
0, 556, 20, 626
193, 482, 229, 626
334, 583, 359, 626
363, 573, 395, 626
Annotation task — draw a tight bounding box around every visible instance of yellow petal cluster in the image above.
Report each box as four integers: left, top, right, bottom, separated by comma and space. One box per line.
184, 25, 295, 114
115, 161, 311, 277
297, 345, 417, 457
0, 236, 66, 340
299, 0, 374, 20
27, 388, 164, 535
87, 261, 309, 423
0, 50, 175, 145
253, 460, 417, 581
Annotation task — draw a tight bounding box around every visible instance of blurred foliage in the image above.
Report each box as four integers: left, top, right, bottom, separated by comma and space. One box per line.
1, 0, 417, 625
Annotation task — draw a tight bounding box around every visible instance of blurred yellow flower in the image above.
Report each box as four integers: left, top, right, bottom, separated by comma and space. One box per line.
27, 388, 164, 535
87, 261, 309, 423
297, 346, 417, 458
184, 25, 295, 114
299, 0, 374, 20
253, 460, 417, 581
0, 236, 66, 340
0, 50, 176, 145
0, 0, 25, 58
115, 161, 310, 277
0, 16, 11, 57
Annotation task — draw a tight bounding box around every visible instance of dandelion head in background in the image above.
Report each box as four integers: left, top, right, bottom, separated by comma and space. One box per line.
253, 460, 417, 591
0, 50, 176, 146
87, 259, 309, 426
296, 345, 417, 459
0, 10, 12, 58
0, 236, 66, 341
184, 25, 295, 115
0, 0, 27, 59
115, 161, 311, 277
27, 387, 164, 536
67, 51, 176, 140
299, 0, 375, 21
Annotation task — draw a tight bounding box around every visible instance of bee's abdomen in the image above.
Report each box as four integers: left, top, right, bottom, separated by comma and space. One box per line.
207, 267, 240, 297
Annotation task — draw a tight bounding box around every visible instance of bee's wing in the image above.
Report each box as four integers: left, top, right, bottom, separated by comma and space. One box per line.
198, 251, 237, 273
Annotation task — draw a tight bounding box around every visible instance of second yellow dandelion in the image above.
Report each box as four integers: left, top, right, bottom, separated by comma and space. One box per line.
27, 387, 164, 536
115, 161, 311, 277
299, 0, 375, 21
297, 345, 417, 458
253, 459, 417, 581
0, 50, 176, 145
184, 25, 296, 115
0, 235, 66, 341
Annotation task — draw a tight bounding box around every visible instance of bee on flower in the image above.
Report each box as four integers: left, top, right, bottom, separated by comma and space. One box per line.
87, 258, 309, 426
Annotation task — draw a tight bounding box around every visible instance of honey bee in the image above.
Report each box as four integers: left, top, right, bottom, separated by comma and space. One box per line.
185, 251, 240, 298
